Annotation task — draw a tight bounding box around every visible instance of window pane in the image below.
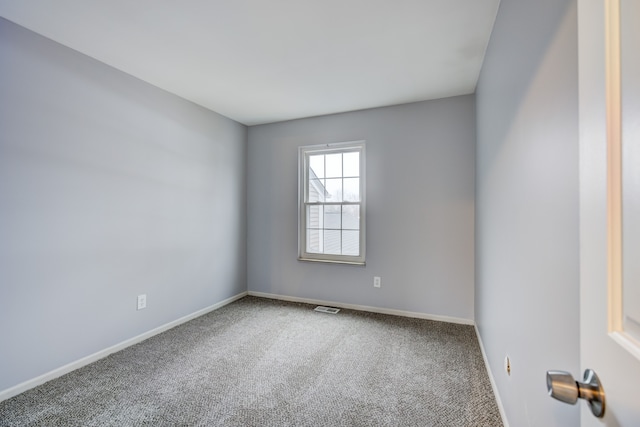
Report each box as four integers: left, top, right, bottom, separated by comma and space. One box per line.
343, 178, 359, 202
342, 231, 359, 255
325, 153, 342, 178
324, 230, 341, 254
325, 178, 343, 202
342, 205, 360, 230
309, 155, 324, 178
308, 179, 325, 202
324, 205, 341, 229
306, 205, 323, 229
343, 152, 359, 177
306, 228, 323, 253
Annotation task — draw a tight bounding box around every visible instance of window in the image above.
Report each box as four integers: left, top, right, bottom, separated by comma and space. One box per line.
298, 141, 365, 265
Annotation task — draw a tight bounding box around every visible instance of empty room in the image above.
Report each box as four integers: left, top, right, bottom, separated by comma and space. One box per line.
1, 0, 639, 426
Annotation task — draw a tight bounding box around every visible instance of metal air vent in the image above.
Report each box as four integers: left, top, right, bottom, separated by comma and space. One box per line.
314, 306, 340, 314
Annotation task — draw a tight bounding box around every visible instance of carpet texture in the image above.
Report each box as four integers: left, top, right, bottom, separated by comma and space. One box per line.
0, 296, 503, 426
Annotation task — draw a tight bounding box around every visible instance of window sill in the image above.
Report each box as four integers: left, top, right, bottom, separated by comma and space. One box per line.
298, 257, 366, 266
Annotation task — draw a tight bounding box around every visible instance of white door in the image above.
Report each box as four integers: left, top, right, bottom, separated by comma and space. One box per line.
578, 0, 640, 425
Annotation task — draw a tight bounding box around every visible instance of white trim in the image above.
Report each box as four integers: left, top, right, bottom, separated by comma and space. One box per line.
0, 291, 248, 403
248, 291, 474, 325
610, 331, 640, 361
474, 325, 510, 427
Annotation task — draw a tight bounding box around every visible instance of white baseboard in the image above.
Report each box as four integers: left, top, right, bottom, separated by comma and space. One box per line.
247, 291, 474, 325
474, 325, 510, 427
0, 291, 248, 403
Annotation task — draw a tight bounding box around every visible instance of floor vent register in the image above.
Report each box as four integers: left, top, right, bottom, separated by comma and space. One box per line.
314, 306, 340, 314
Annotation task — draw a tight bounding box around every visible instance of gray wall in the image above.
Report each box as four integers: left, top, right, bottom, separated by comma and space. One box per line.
0, 18, 247, 392
475, 1, 580, 426
247, 97, 475, 320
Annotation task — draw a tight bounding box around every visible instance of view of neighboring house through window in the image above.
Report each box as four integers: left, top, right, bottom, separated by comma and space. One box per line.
298, 141, 365, 265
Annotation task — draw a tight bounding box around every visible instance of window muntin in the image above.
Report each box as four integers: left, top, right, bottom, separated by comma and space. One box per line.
298, 141, 365, 264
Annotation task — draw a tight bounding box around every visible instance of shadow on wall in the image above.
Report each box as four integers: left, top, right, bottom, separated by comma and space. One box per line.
476, 0, 577, 179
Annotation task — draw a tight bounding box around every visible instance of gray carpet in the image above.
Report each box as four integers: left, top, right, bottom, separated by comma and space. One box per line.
0, 296, 503, 426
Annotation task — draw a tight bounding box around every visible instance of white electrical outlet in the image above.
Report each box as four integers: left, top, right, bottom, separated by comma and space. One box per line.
137, 294, 147, 310
374, 276, 381, 288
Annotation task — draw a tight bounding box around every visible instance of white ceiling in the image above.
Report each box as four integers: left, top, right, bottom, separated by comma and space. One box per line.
0, 0, 500, 126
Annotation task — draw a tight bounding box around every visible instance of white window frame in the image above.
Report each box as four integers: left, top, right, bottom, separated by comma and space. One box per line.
298, 141, 366, 265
